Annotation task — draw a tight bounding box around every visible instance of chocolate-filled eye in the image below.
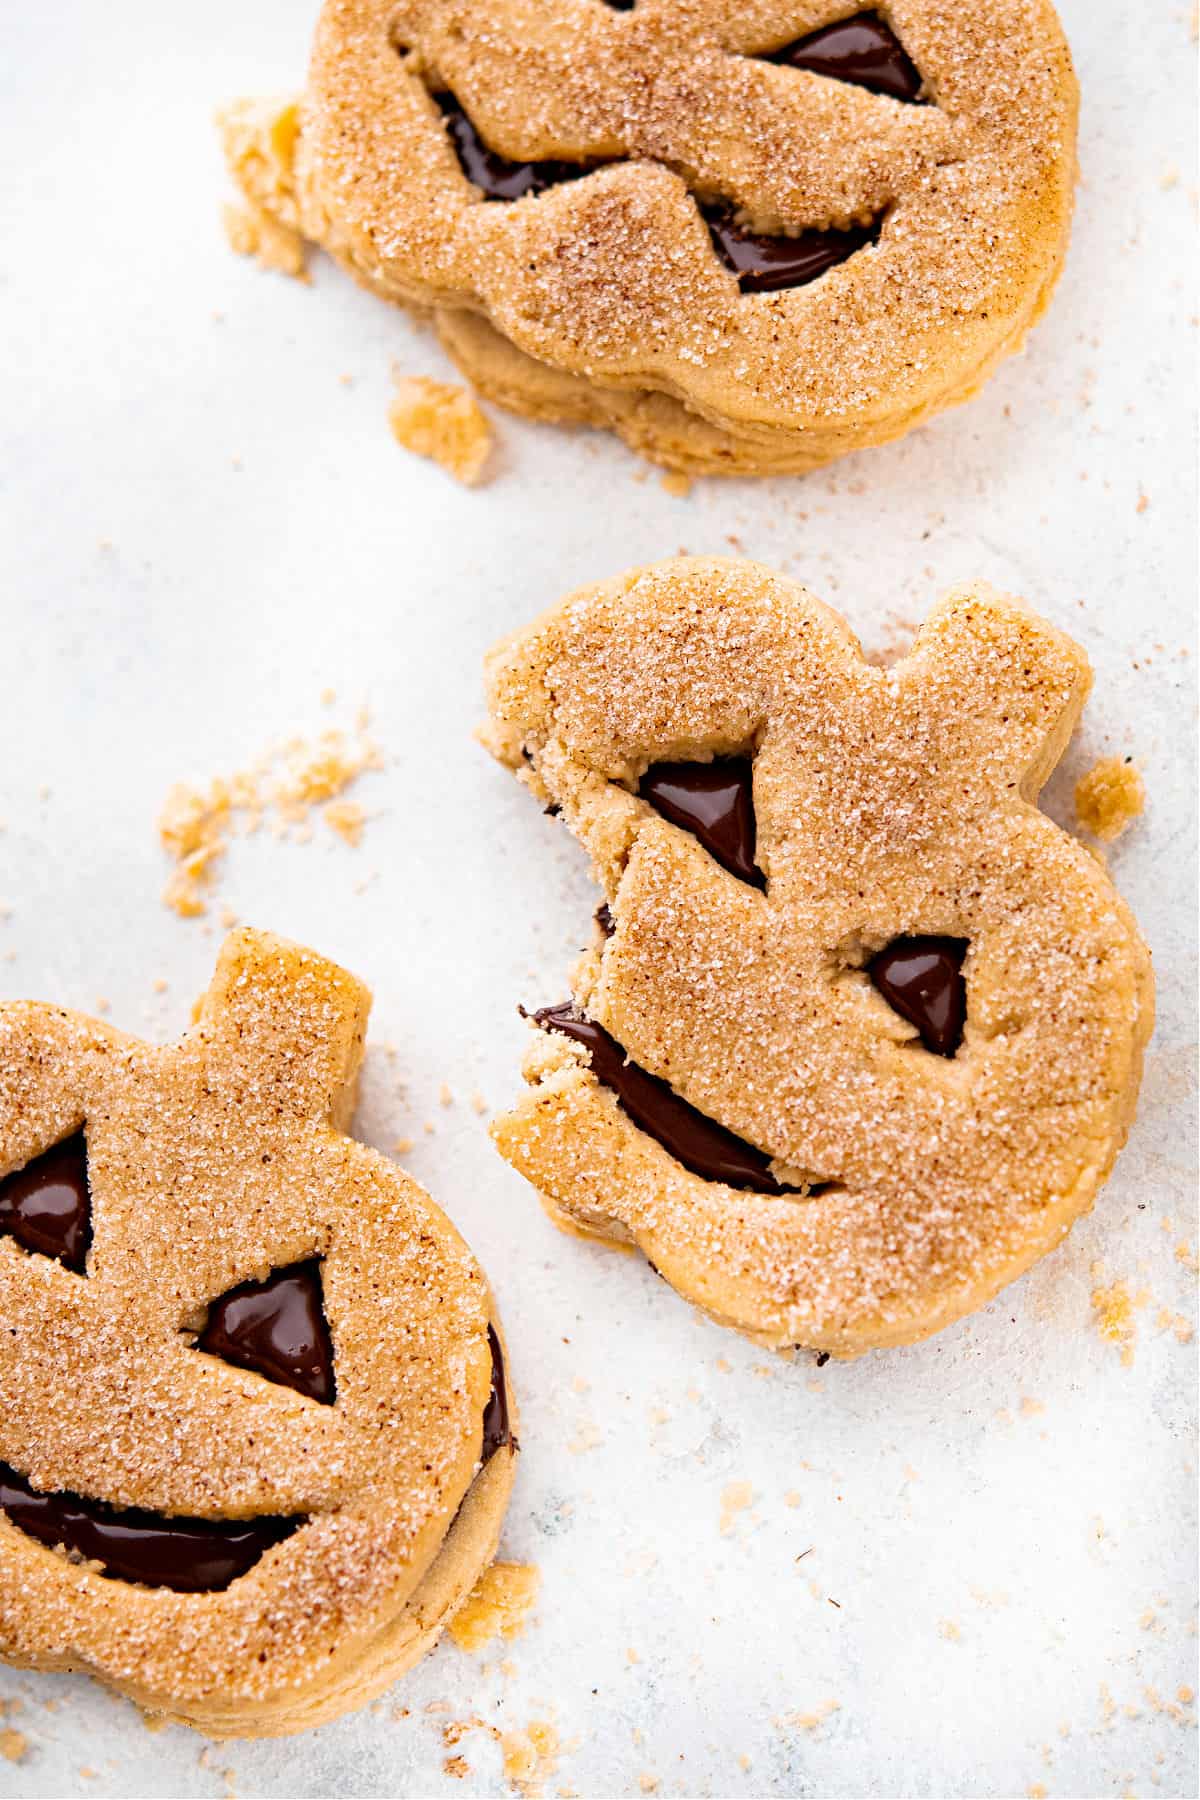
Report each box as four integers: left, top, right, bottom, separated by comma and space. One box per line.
436, 94, 594, 201
869, 936, 968, 1056
766, 13, 924, 104
0, 1133, 92, 1273
639, 758, 765, 888
198, 1261, 335, 1404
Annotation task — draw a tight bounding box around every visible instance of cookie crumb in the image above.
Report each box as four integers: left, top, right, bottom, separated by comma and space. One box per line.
159, 715, 381, 916
389, 376, 493, 486
443, 1756, 471, 1779
218, 97, 308, 279
719, 1480, 755, 1535
222, 201, 307, 280
448, 1561, 540, 1653
782, 1699, 840, 1734
659, 471, 692, 498
1075, 757, 1145, 842
0, 1730, 28, 1763
501, 1720, 560, 1796
1091, 1273, 1146, 1366
324, 800, 366, 846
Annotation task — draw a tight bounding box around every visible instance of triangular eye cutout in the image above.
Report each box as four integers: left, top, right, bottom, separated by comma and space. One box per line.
638, 758, 765, 888
765, 13, 924, 104
197, 1260, 336, 1404
436, 94, 598, 201
869, 936, 968, 1056
0, 1132, 92, 1273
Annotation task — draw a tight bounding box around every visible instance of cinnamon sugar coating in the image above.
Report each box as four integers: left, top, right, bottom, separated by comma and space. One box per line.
482, 559, 1152, 1353
0, 931, 516, 1736
223, 0, 1077, 473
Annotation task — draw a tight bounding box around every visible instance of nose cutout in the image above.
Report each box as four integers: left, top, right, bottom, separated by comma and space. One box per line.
197, 1261, 336, 1404
869, 937, 968, 1056
0, 1133, 92, 1273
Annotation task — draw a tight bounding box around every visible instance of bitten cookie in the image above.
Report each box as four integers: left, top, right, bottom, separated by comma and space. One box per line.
221, 0, 1077, 475
0, 931, 517, 1737
481, 558, 1152, 1354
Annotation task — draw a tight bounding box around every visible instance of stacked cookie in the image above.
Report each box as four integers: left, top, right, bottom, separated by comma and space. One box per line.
222, 0, 1078, 475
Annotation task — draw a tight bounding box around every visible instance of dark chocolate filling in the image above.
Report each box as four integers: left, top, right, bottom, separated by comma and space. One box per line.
868, 936, 968, 1056
534, 1004, 785, 1194
481, 1324, 515, 1459
0, 1133, 92, 1273
430, 86, 882, 294
705, 208, 880, 294
436, 94, 598, 201
639, 758, 764, 887
766, 12, 923, 104
0, 1462, 301, 1593
197, 1261, 335, 1405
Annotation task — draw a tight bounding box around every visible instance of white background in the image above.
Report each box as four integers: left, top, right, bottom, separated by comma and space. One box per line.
0, 3, 1196, 1796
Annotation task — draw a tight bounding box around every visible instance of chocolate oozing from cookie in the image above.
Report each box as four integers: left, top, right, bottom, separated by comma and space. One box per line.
869, 936, 968, 1056
706, 209, 880, 294
767, 13, 924, 104
595, 902, 615, 937
198, 1261, 336, 1405
481, 1324, 515, 1460
0, 1462, 300, 1593
0, 1133, 92, 1273
436, 94, 594, 201
534, 1004, 784, 1194
639, 758, 765, 888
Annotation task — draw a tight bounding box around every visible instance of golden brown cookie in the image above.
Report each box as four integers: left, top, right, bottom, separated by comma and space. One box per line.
223, 0, 1077, 475
0, 931, 517, 1737
482, 558, 1152, 1354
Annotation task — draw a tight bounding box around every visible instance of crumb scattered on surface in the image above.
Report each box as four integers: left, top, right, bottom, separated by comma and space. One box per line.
719, 1481, 755, 1535
324, 799, 366, 846
444, 1756, 471, 1779
448, 1562, 541, 1653
938, 1619, 962, 1642
159, 713, 382, 916
0, 1730, 28, 1763
1091, 1271, 1148, 1366
389, 375, 494, 485
659, 471, 692, 498
1075, 756, 1145, 841
501, 1720, 560, 1796
780, 1699, 840, 1734
222, 201, 307, 279
218, 97, 308, 278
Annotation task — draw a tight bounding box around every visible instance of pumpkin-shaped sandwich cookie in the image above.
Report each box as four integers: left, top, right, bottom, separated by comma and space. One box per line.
0, 931, 516, 1737
222, 0, 1078, 474
482, 558, 1152, 1354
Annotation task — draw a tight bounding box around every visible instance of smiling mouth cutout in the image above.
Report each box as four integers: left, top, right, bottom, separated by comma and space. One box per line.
0, 1462, 302, 1593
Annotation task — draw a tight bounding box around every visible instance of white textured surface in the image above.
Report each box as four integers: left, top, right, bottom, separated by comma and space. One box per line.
0, 2, 1196, 1796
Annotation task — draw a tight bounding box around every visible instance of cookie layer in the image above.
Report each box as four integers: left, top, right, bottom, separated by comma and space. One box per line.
0, 931, 517, 1736
224, 0, 1078, 473
483, 558, 1152, 1353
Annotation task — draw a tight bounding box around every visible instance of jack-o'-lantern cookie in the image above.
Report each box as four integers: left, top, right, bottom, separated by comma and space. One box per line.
0, 931, 517, 1737
481, 558, 1152, 1353
221, 0, 1077, 475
